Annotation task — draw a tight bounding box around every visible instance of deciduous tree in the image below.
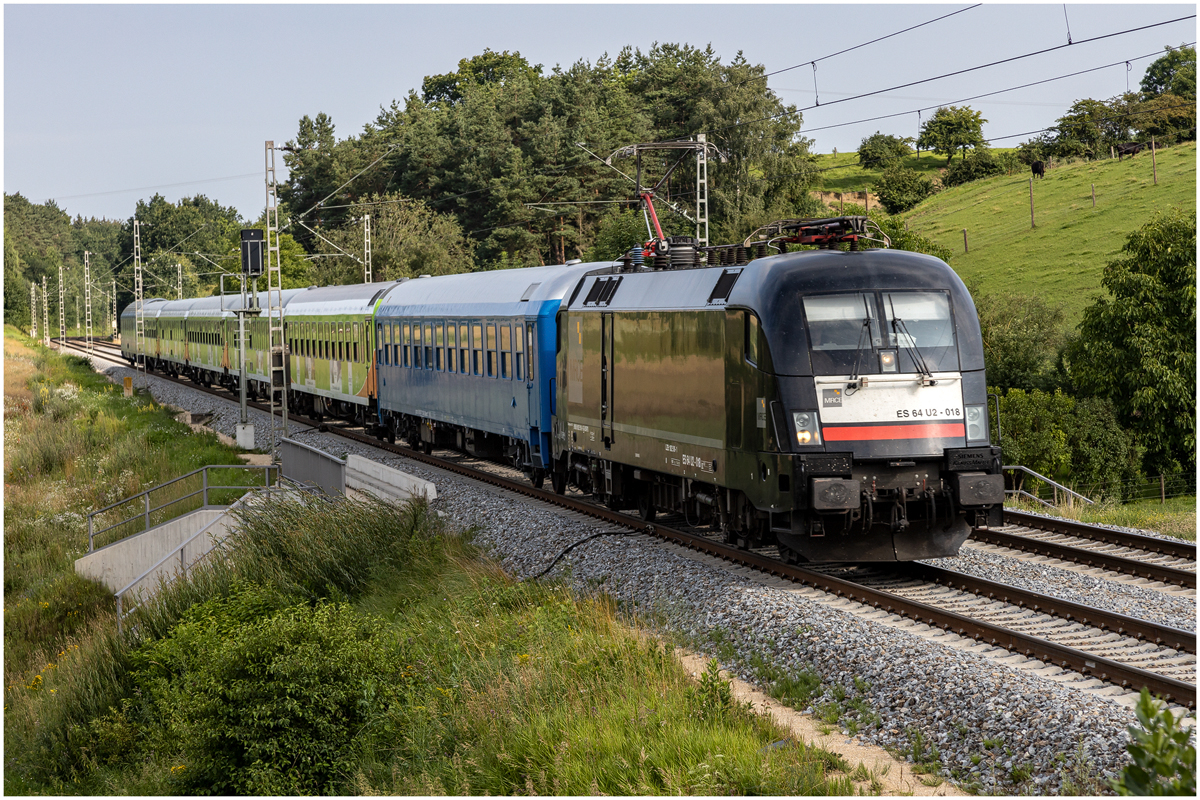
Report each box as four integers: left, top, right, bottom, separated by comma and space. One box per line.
916, 106, 986, 164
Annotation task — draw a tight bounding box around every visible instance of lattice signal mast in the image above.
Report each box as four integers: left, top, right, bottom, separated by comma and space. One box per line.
42, 278, 49, 347
111, 279, 117, 338
265, 140, 289, 457
134, 219, 146, 384
363, 213, 373, 283
30, 285, 37, 340
84, 251, 94, 356
58, 264, 66, 346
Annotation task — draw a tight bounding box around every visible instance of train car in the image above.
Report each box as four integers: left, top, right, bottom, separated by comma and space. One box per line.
373, 263, 598, 483
284, 282, 398, 423
551, 221, 1003, 562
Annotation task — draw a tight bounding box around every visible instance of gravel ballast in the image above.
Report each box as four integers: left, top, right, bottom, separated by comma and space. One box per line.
96, 357, 1194, 795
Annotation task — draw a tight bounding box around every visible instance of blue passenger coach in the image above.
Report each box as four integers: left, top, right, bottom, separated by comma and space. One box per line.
374, 263, 598, 485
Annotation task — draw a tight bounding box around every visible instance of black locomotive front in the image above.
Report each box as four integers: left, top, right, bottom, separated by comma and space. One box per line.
728, 246, 1004, 562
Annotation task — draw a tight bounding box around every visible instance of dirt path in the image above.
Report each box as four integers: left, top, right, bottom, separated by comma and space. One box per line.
678, 651, 966, 796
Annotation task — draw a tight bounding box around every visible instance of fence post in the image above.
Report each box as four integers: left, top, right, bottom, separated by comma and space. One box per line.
1029, 178, 1035, 228
116, 595, 123, 636
203, 467, 209, 507
962, 229, 969, 254
144, 493, 151, 533
88, 514, 94, 552
1160, 474, 1166, 503
1151, 137, 1157, 185
1091, 183, 1096, 208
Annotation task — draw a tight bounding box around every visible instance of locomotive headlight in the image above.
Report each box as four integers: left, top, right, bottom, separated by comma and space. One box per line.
965, 404, 987, 442
879, 350, 897, 372
793, 411, 821, 445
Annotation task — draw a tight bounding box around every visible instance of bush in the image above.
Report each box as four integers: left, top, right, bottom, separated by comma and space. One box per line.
1112, 688, 1196, 795
856, 132, 913, 169
942, 149, 1005, 187
126, 585, 409, 795
874, 166, 936, 214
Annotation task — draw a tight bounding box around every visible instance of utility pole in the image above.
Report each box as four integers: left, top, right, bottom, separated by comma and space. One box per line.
695, 133, 710, 247
30, 284, 38, 340
177, 263, 183, 300
84, 252, 94, 356
265, 141, 289, 458
363, 214, 373, 283
111, 279, 117, 339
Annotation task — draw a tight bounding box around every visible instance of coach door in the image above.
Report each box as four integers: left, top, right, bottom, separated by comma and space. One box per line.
600, 312, 614, 449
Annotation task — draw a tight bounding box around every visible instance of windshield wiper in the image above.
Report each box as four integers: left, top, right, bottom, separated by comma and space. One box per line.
891, 316, 936, 385
847, 295, 874, 393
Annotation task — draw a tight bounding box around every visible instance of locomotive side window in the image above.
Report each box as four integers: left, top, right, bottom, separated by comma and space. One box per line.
745, 313, 761, 365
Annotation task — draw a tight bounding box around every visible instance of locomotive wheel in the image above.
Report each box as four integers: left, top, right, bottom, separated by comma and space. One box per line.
637, 490, 656, 523
422, 441, 433, 455
528, 469, 545, 490
551, 467, 567, 495
386, 427, 396, 445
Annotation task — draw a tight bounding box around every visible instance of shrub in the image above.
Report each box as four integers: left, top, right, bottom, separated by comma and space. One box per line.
942, 149, 1005, 187
856, 132, 913, 169
874, 166, 936, 214
127, 585, 409, 795
1112, 689, 1196, 795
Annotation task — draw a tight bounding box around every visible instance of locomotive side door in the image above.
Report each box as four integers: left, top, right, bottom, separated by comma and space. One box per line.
601, 312, 614, 449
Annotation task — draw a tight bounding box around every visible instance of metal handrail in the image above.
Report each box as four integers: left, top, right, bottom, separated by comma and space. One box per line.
87, 464, 276, 551
1003, 464, 1095, 507
113, 486, 287, 634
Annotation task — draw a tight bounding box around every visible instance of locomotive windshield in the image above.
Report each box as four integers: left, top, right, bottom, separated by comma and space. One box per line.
802, 290, 958, 375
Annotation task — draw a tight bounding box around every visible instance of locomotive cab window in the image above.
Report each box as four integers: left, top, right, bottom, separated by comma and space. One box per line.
803, 293, 883, 375
882, 292, 958, 372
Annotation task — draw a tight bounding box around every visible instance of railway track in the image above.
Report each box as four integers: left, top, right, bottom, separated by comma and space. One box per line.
64, 337, 1198, 707
977, 510, 1197, 589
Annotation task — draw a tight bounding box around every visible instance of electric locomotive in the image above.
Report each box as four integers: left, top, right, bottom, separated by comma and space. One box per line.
550, 217, 1003, 562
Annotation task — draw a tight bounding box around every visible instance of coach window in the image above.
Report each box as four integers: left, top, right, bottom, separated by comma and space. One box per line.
353, 322, 361, 363
472, 323, 483, 376
435, 323, 445, 371
526, 323, 535, 381
401, 324, 410, 367
514, 324, 524, 380
500, 324, 512, 380
745, 312, 761, 366
424, 323, 434, 370
486, 323, 498, 378
446, 324, 456, 373
459, 324, 470, 374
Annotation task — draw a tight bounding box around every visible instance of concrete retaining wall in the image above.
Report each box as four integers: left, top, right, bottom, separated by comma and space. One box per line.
75, 507, 233, 596
346, 454, 437, 502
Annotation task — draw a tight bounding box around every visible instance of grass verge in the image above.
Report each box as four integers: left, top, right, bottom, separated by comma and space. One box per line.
1004, 497, 1196, 542
3, 326, 250, 697
5, 491, 858, 795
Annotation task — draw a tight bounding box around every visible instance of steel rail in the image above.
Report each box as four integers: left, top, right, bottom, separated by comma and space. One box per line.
66, 338, 1196, 707
1002, 508, 1197, 561
895, 561, 1196, 654
970, 528, 1196, 589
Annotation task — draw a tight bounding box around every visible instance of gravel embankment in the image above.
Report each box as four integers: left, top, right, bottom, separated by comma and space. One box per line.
101, 360, 1194, 795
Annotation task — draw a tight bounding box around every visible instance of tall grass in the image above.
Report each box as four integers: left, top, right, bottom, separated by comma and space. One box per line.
7, 490, 857, 795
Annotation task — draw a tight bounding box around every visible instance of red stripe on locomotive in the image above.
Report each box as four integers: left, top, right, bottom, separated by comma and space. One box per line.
822, 422, 966, 441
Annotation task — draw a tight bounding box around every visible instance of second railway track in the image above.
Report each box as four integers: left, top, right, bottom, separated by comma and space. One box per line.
65, 337, 1198, 707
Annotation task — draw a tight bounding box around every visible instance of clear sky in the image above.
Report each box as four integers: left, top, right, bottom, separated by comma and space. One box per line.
4, 3, 1195, 223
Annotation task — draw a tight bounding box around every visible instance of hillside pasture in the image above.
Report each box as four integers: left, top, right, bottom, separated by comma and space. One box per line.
901, 142, 1196, 324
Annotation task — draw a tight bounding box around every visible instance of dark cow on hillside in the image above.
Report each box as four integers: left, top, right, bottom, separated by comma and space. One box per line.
1117, 142, 1145, 160
1031, 161, 1045, 179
